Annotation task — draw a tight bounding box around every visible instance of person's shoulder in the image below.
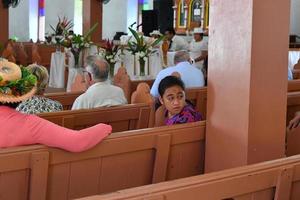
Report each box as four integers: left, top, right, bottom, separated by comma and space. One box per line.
110, 84, 124, 92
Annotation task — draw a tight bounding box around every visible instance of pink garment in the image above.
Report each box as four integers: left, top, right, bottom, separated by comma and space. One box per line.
0, 106, 112, 152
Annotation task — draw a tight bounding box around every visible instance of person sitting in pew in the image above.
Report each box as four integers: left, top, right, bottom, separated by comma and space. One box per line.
158, 76, 202, 125
71, 55, 127, 110
150, 50, 205, 98
0, 60, 112, 152
288, 111, 300, 130
16, 63, 63, 114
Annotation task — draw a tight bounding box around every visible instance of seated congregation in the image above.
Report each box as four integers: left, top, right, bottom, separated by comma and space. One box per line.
1, 0, 300, 199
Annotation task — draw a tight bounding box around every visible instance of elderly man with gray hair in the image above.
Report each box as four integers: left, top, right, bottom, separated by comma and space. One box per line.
72, 55, 127, 110
150, 50, 205, 97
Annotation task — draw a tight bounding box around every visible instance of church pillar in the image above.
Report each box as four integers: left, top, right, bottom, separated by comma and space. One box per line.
0, 2, 8, 44
83, 0, 102, 42
205, 0, 290, 172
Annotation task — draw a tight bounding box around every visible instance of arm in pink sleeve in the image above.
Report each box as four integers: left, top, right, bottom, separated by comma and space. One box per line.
25, 114, 112, 152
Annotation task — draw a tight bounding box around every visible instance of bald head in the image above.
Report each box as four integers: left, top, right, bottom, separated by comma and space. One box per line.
85, 55, 109, 82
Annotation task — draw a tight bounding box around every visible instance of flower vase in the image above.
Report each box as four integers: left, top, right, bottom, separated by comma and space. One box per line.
109, 62, 115, 80
55, 44, 61, 52
139, 58, 146, 76
72, 50, 82, 68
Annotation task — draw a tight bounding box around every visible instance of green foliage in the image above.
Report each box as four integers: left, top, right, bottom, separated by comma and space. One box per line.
0, 67, 37, 96
127, 27, 165, 58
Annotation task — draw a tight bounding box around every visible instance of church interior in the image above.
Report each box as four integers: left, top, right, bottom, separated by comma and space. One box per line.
1, 0, 300, 199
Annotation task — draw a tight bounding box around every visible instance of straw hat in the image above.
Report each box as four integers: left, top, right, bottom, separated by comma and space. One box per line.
0, 59, 37, 103
193, 27, 204, 34
150, 30, 162, 36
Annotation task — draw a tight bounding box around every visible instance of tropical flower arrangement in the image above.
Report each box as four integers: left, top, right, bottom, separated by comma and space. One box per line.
45, 16, 73, 46
99, 39, 120, 78
127, 27, 164, 76
62, 34, 92, 66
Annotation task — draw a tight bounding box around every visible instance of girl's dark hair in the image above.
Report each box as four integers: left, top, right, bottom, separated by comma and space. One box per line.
158, 76, 185, 97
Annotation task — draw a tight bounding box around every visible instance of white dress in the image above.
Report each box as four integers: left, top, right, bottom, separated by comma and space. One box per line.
189, 40, 208, 70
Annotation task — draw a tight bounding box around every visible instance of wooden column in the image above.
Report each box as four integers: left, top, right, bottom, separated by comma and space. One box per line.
83, 0, 103, 43
0, 2, 8, 44
205, 0, 290, 173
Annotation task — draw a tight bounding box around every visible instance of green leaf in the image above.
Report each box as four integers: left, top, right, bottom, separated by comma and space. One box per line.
151, 35, 165, 47
128, 27, 141, 45
84, 23, 99, 40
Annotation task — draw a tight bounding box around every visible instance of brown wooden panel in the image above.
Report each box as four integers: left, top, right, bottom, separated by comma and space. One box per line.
99, 150, 155, 194
39, 104, 151, 132
286, 92, 300, 156
288, 79, 300, 92
47, 164, 71, 200
291, 181, 300, 200
109, 121, 130, 132
85, 154, 300, 200
69, 159, 101, 199
167, 141, 204, 180
29, 152, 49, 200
0, 170, 29, 200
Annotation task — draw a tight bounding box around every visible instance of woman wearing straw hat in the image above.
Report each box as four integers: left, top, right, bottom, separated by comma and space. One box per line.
0, 59, 112, 152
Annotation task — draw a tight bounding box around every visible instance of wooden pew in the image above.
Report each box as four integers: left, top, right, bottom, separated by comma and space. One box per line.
0, 145, 49, 200
286, 91, 300, 156
0, 121, 204, 199
288, 79, 300, 92
38, 104, 151, 132
46, 121, 205, 199
45, 91, 83, 110
186, 87, 207, 119
81, 154, 300, 200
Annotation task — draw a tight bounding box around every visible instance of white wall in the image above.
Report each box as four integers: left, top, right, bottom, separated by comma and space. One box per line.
44, 0, 75, 35
102, 0, 129, 40
9, 0, 31, 41
29, 0, 39, 42
290, 0, 300, 36
127, 0, 138, 34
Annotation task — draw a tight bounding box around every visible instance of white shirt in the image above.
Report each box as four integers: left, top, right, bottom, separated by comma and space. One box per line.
170, 35, 189, 51
189, 39, 208, 70
150, 61, 205, 97
72, 81, 127, 110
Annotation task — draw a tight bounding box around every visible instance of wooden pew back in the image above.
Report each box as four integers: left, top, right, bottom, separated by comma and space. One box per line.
0, 146, 49, 200
45, 91, 83, 110
288, 79, 300, 92
38, 104, 151, 132
82, 154, 300, 200
47, 121, 205, 199
0, 121, 205, 200
186, 87, 207, 119
286, 91, 300, 156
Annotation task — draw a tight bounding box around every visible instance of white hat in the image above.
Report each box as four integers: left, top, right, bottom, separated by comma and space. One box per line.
150, 30, 162, 36
193, 28, 204, 34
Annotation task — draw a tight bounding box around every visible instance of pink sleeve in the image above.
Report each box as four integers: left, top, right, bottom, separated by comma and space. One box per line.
26, 115, 112, 152
7, 112, 111, 152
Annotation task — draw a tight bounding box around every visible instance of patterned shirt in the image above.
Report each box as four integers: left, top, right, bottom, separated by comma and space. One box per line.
16, 96, 63, 114
165, 104, 202, 125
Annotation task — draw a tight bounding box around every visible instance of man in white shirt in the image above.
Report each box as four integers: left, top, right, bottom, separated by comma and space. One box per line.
150, 50, 205, 98
165, 28, 189, 51
189, 27, 208, 70
72, 55, 127, 110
